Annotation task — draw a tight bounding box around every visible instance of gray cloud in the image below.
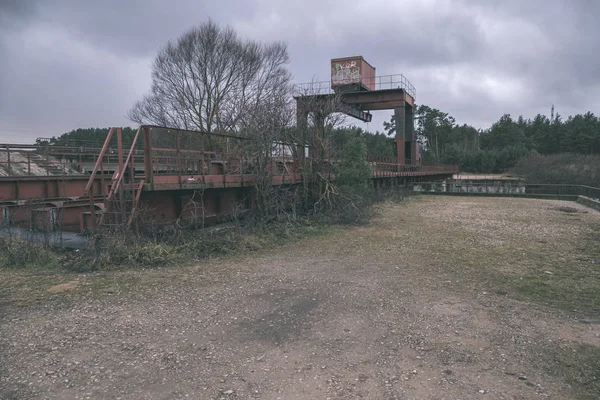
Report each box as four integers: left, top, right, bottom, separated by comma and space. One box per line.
1, 0, 599, 142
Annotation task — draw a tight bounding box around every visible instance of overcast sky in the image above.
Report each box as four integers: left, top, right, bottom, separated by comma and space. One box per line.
1, 0, 598, 143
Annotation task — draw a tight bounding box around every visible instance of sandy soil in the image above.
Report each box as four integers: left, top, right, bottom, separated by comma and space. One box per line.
1, 196, 599, 399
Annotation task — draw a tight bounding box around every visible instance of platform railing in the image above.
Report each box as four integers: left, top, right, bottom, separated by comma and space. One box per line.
366, 154, 458, 177
295, 74, 417, 99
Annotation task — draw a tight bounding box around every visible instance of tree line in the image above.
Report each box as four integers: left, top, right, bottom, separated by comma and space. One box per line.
381, 106, 600, 173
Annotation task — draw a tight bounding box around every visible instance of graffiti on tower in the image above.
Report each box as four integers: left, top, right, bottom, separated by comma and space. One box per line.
331, 60, 361, 85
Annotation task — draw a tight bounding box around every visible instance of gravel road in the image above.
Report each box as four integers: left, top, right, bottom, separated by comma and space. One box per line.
1, 196, 599, 399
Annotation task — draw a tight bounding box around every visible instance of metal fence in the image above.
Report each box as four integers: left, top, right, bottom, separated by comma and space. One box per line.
295, 74, 417, 99
416, 181, 600, 200
525, 184, 600, 200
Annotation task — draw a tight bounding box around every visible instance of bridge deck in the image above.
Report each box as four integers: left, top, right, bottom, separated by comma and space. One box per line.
0, 126, 458, 233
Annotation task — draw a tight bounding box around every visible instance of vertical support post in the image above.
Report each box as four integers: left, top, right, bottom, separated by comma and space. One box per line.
27, 152, 31, 175
143, 126, 153, 188
296, 101, 308, 164
130, 149, 135, 194
394, 105, 406, 164
100, 159, 105, 197
240, 138, 244, 186
177, 135, 181, 188
396, 139, 406, 165
5, 145, 10, 175
201, 133, 205, 184
313, 112, 325, 162
116, 128, 124, 223
411, 142, 419, 166
117, 127, 124, 177
88, 184, 95, 232
405, 104, 416, 165
131, 145, 135, 187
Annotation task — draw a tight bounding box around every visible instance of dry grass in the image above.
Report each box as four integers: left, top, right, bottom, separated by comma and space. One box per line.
410, 197, 600, 318
1, 196, 599, 399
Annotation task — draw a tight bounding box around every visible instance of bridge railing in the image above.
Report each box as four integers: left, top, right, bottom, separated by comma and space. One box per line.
524, 184, 600, 200
431, 181, 600, 200
367, 154, 458, 177
0, 144, 82, 177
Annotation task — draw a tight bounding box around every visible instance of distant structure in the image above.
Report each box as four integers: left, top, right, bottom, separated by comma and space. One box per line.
0, 59, 459, 236
551, 104, 555, 123
295, 56, 419, 165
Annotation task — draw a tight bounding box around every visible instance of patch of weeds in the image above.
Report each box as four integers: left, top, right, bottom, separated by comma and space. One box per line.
541, 343, 600, 399
515, 270, 600, 318
470, 227, 600, 319
0, 236, 62, 269
58, 219, 333, 272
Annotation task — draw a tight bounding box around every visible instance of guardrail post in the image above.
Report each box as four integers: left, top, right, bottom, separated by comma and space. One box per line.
5, 145, 11, 174
143, 126, 153, 188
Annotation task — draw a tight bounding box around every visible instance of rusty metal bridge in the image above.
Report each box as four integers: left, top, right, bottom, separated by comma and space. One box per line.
0, 125, 457, 234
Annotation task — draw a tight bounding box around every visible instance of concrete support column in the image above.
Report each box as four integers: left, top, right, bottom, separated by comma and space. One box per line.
394, 106, 405, 142
394, 106, 406, 164
405, 104, 414, 142
404, 104, 417, 165
296, 102, 309, 163
310, 112, 325, 161
396, 138, 406, 164
411, 141, 419, 165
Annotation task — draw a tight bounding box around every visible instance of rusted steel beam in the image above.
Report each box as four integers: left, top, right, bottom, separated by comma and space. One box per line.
84, 127, 115, 195
117, 127, 124, 179
143, 126, 153, 187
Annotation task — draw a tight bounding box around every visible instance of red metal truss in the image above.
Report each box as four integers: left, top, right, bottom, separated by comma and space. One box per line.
0, 125, 458, 233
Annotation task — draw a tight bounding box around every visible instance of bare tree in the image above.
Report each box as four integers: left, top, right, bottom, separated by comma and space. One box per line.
289, 80, 347, 206
239, 81, 295, 217
129, 20, 292, 134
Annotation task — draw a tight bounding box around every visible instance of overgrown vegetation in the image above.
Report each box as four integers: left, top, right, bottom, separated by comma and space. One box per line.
0, 188, 405, 273
72, 220, 331, 272
1, 125, 399, 272
382, 105, 600, 174
512, 153, 600, 186
0, 236, 62, 269
0, 218, 332, 272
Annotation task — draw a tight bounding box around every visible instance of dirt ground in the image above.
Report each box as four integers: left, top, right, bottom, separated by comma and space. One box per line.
1, 196, 600, 399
